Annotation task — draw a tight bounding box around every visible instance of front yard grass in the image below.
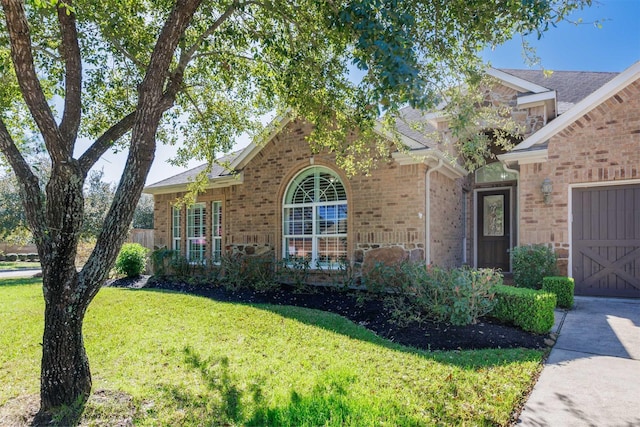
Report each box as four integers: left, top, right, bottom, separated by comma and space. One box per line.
0, 261, 40, 270
0, 278, 544, 426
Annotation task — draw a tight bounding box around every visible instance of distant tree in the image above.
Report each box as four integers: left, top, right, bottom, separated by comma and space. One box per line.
132, 194, 154, 229
81, 169, 116, 239
0, 173, 27, 242
0, 0, 591, 420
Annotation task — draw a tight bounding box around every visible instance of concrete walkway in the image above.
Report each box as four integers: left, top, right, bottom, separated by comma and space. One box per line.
518, 296, 640, 427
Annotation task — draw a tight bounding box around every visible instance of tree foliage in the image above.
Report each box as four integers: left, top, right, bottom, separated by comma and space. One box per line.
0, 0, 591, 419
133, 193, 154, 229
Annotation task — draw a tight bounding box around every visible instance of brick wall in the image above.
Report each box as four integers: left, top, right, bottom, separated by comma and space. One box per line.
518, 79, 640, 274
153, 119, 469, 270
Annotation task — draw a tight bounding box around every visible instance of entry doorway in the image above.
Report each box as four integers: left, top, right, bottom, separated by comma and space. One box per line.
475, 188, 512, 271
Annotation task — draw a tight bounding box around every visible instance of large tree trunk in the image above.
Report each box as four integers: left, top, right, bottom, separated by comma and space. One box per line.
40, 277, 91, 411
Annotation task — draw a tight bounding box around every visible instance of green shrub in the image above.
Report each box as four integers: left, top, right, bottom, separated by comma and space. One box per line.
17, 253, 27, 262
491, 285, 556, 333
275, 256, 311, 289
220, 253, 275, 290
542, 276, 574, 309
5, 253, 18, 262
511, 244, 558, 289
150, 248, 177, 276
114, 243, 149, 278
366, 262, 500, 326
26, 253, 39, 262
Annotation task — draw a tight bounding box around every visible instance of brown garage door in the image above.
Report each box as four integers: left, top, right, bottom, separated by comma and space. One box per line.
572, 184, 640, 297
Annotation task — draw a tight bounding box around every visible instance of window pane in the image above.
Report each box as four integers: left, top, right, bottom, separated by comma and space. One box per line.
285, 238, 312, 260
318, 237, 347, 266
212, 201, 222, 263
187, 204, 206, 261
483, 195, 504, 236
285, 206, 313, 235
475, 162, 517, 183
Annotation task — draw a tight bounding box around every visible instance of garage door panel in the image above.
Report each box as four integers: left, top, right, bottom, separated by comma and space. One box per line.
572, 184, 640, 297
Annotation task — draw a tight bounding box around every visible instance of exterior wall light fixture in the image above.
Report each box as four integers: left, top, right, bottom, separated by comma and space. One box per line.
541, 178, 553, 205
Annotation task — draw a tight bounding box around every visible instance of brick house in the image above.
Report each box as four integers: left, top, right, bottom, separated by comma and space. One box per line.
145, 62, 640, 297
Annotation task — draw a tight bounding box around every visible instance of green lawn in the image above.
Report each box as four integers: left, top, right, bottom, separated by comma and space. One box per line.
0, 278, 543, 426
0, 261, 41, 270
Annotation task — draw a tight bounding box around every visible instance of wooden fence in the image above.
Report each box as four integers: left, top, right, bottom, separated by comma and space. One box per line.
127, 229, 155, 250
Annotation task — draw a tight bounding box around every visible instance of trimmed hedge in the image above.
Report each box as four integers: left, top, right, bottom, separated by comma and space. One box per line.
542, 276, 574, 309
491, 285, 556, 334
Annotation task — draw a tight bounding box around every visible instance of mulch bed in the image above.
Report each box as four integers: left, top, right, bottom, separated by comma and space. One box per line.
107, 276, 549, 352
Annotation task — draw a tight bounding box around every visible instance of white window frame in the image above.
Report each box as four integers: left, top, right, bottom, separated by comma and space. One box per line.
283, 167, 347, 269
172, 206, 181, 253
212, 201, 222, 264
186, 203, 206, 262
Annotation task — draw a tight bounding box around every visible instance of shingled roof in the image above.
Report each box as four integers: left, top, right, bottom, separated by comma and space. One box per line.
499, 69, 618, 113
144, 150, 242, 193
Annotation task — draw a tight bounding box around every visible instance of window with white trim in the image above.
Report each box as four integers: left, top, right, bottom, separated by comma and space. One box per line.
172, 206, 181, 253
283, 167, 347, 268
212, 201, 222, 263
187, 203, 206, 262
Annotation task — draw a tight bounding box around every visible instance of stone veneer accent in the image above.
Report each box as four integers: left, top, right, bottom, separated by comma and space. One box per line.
518, 80, 640, 274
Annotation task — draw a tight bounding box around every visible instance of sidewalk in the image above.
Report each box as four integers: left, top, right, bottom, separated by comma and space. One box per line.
517, 296, 640, 426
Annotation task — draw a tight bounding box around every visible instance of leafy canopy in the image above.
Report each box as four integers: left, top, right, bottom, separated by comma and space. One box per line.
1, 0, 590, 178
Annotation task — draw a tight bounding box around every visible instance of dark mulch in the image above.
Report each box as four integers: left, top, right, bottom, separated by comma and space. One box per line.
107, 276, 549, 352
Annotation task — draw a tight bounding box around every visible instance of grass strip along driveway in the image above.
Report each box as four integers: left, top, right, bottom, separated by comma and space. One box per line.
0, 278, 544, 426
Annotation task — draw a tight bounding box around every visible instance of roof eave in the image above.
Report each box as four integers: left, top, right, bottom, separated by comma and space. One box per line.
498, 148, 548, 165
392, 148, 468, 178
143, 173, 244, 195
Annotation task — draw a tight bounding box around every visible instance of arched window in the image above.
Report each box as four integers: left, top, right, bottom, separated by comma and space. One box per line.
283, 167, 347, 268
475, 162, 518, 184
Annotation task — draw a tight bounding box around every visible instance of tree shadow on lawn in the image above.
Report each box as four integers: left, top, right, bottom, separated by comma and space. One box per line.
131, 287, 544, 370
154, 345, 428, 427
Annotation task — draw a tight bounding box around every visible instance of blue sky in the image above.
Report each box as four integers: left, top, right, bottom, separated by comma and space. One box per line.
111, 0, 640, 185
483, 0, 640, 71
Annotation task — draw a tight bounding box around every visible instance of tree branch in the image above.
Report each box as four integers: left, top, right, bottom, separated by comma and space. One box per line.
57, 0, 83, 145
78, 111, 137, 176
1, 0, 65, 161
161, 1, 239, 107
0, 118, 48, 247
81, 0, 206, 301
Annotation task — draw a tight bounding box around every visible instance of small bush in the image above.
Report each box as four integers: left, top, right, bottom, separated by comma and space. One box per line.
275, 256, 311, 289
17, 253, 27, 262
114, 243, 148, 278
26, 253, 39, 262
511, 245, 558, 289
366, 262, 500, 326
542, 276, 574, 309
151, 248, 177, 276
491, 285, 556, 334
5, 253, 18, 262
220, 253, 275, 290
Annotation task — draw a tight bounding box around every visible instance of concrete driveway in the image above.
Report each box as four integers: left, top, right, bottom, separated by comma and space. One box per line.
0, 269, 41, 279
518, 296, 640, 427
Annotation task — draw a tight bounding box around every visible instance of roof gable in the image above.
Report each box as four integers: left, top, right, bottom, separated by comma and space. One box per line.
502, 61, 639, 160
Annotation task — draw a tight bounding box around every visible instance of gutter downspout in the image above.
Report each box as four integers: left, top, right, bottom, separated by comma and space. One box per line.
425, 159, 444, 265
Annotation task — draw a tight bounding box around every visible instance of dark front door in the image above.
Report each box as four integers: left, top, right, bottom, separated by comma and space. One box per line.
572, 185, 640, 297
477, 189, 511, 271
